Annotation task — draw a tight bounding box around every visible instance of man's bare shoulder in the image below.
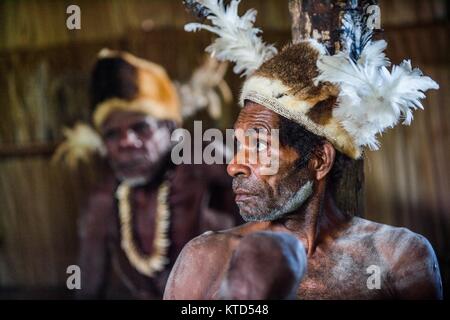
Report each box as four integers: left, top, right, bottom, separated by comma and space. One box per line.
164, 223, 267, 299
187, 230, 237, 251
347, 217, 435, 257
177, 224, 252, 259
163, 230, 233, 299
345, 217, 442, 298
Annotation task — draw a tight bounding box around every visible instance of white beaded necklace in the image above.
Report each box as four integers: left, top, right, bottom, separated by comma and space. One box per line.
115, 180, 171, 277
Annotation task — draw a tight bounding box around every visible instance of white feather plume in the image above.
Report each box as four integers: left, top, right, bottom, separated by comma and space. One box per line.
184, 0, 277, 77
177, 56, 232, 119
52, 122, 106, 168
315, 23, 439, 151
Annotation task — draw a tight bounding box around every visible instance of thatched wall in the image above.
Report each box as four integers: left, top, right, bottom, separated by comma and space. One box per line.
0, 0, 448, 297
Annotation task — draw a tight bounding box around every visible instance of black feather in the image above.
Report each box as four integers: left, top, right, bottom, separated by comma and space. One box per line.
182, 0, 212, 20
341, 6, 373, 63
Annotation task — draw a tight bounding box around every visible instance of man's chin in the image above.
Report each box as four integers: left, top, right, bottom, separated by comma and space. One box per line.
117, 174, 150, 187
239, 208, 286, 222
115, 168, 158, 187
240, 181, 314, 222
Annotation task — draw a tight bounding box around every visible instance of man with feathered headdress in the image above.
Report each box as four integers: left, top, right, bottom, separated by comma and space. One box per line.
164, 0, 443, 299
54, 49, 239, 299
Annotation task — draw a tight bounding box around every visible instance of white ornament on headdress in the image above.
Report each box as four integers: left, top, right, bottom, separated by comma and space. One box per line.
52, 122, 106, 168
177, 56, 233, 119
314, 10, 439, 151
184, 0, 277, 77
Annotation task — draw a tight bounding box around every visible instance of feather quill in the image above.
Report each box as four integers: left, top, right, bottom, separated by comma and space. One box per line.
184, 0, 277, 77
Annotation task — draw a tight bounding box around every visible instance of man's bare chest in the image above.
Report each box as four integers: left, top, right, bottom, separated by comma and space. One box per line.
298, 247, 392, 299
109, 187, 205, 253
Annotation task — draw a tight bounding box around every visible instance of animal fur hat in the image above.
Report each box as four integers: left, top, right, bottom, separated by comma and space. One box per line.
92, 49, 182, 128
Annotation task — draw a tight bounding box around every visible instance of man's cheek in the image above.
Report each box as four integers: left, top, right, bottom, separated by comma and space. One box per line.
257, 145, 280, 176
151, 128, 172, 151
104, 143, 117, 160
145, 139, 171, 162
144, 142, 162, 163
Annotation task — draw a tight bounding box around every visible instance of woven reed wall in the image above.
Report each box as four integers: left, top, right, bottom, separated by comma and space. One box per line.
0, 0, 448, 297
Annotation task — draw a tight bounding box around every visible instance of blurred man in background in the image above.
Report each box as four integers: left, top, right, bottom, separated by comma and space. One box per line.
55, 49, 238, 299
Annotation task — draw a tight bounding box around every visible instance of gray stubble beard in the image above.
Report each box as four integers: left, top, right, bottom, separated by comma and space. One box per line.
242, 181, 314, 222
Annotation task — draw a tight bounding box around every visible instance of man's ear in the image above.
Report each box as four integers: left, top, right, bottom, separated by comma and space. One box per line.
310, 141, 336, 181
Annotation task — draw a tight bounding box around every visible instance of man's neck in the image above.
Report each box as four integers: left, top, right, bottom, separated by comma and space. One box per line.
118, 152, 175, 191
275, 180, 350, 256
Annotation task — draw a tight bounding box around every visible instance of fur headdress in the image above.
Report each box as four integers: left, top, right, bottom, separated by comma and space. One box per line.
184, 0, 439, 159
91, 49, 182, 128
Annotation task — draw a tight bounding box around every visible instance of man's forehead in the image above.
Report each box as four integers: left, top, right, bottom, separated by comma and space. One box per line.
102, 111, 154, 130
235, 101, 280, 131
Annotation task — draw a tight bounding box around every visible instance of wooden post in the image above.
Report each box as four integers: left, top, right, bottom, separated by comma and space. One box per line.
288, 0, 379, 217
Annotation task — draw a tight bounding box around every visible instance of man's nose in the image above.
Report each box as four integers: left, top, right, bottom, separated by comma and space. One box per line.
227, 157, 251, 178
118, 130, 143, 149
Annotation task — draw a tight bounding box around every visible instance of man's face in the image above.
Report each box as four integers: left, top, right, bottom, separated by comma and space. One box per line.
227, 102, 314, 221
100, 111, 173, 184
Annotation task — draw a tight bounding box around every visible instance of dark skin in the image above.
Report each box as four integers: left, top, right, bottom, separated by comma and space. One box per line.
164, 102, 443, 300
101, 112, 174, 183
77, 111, 237, 299
218, 231, 307, 300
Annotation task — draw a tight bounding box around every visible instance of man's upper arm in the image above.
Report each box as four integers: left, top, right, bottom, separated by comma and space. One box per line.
76, 192, 112, 299
390, 230, 443, 299
164, 237, 201, 299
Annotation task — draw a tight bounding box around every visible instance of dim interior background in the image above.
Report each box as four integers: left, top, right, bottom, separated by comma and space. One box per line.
0, 0, 448, 298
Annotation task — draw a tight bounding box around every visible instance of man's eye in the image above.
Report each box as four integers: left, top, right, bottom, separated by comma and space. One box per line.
257, 140, 268, 152
132, 122, 151, 135
103, 129, 119, 141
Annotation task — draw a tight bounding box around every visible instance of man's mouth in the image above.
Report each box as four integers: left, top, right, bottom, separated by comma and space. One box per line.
234, 189, 257, 203
116, 158, 147, 170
